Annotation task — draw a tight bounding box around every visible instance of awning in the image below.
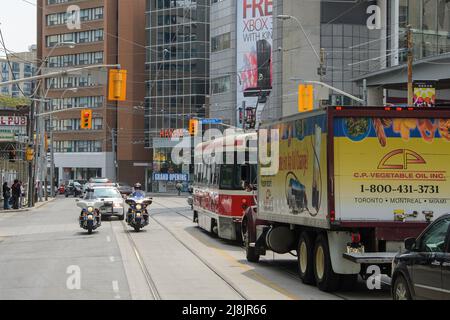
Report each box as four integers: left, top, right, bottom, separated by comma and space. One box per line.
353, 53, 450, 90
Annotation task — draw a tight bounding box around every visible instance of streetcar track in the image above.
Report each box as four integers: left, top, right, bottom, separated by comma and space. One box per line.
151, 198, 377, 300
150, 200, 249, 300
120, 221, 162, 300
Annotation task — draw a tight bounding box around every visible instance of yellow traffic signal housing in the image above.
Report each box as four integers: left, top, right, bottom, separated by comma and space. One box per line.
108, 69, 127, 101
298, 84, 314, 112
26, 147, 34, 162
189, 119, 199, 136
44, 132, 49, 152
80, 109, 93, 129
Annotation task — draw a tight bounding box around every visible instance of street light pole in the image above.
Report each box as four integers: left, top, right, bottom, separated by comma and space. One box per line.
290, 78, 365, 105
277, 15, 328, 106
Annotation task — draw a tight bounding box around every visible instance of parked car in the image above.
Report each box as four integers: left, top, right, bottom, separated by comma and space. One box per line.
392, 214, 450, 300
116, 182, 133, 196
58, 185, 65, 195
65, 182, 83, 198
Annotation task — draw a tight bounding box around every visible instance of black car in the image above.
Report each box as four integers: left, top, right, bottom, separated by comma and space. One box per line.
392, 214, 450, 300
64, 182, 83, 198
116, 182, 133, 196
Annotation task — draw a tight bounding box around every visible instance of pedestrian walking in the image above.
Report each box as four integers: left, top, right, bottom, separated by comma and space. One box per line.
19, 181, 24, 208
11, 180, 21, 210
176, 181, 183, 196
2, 182, 11, 210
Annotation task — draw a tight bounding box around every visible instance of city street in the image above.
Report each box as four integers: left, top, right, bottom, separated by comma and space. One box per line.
0, 196, 390, 300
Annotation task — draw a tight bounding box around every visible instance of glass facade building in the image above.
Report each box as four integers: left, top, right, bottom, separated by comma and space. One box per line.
145, 0, 210, 146
397, 0, 450, 62
145, 0, 210, 192
320, 0, 382, 104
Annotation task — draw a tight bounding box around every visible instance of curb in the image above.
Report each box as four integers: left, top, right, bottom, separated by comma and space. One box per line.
0, 197, 56, 213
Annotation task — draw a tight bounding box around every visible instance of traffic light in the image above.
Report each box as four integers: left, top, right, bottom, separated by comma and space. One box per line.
80, 109, 93, 129
298, 84, 314, 112
108, 69, 127, 101
189, 119, 199, 136
26, 146, 34, 162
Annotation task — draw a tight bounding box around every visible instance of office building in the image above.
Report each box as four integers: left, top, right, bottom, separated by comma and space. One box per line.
37, 0, 150, 185
145, 0, 210, 192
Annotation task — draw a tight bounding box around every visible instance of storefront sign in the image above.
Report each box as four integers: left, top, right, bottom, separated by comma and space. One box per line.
414, 81, 436, 108
153, 173, 189, 182
159, 128, 188, 138
0, 116, 27, 126
0, 130, 15, 142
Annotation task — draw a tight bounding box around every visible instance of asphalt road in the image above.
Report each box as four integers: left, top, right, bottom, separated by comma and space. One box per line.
0, 196, 391, 300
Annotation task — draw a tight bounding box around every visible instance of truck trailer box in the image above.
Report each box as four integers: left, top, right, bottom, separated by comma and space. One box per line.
258, 106, 450, 234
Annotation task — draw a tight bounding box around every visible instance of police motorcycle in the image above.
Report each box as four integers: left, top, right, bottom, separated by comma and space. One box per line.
76, 188, 103, 234
125, 183, 153, 232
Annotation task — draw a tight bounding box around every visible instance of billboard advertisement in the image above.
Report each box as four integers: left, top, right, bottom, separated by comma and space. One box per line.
258, 114, 329, 227
334, 117, 450, 223
236, 0, 273, 128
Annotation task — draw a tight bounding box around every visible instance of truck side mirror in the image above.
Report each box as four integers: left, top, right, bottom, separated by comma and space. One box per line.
404, 237, 417, 251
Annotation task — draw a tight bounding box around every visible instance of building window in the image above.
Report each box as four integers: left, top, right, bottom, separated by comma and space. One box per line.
46, 7, 104, 26
211, 32, 231, 52
53, 140, 102, 153
212, 76, 230, 94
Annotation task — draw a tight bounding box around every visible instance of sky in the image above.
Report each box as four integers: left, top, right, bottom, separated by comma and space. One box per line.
0, 0, 37, 55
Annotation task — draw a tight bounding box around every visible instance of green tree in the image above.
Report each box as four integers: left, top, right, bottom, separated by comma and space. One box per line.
0, 95, 30, 109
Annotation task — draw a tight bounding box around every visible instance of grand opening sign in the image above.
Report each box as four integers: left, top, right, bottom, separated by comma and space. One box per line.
0, 116, 27, 126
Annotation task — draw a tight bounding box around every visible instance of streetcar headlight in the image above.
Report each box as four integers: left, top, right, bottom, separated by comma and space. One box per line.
136, 204, 142, 210
87, 207, 94, 213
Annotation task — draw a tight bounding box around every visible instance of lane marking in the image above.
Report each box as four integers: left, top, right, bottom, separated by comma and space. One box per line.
112, 280, 121, 299
109, 256, 115, 262
106, 236, 111, 242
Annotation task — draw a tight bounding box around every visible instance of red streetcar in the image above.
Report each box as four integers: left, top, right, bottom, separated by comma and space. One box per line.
192, 132, 257, 241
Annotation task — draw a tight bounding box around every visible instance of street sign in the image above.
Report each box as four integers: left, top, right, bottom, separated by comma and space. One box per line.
200, 118, 223, 125
153, 173, 189, 182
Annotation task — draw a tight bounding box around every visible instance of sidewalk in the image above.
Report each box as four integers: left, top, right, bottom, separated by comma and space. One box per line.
0, 197, 56, 213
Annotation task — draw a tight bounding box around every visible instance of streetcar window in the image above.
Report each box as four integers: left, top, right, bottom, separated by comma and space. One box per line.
220, 165, 241, 190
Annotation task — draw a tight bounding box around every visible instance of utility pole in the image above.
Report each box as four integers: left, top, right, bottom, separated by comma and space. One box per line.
50, 111, 55, 198
319, 47, 326, 82
111, 129, 117, 182
27, 101, 35, 208
407, 25, 414, 107
318, 48, 326, 107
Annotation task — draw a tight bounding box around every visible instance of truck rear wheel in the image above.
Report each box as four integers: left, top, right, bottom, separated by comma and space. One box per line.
298, 232, 315, 285
314, 234, 340, 292
244, 228, 260, 263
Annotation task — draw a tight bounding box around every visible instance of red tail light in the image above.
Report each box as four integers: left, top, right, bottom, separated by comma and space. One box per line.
330, 210, 335, 222
351, 233, 361, 244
